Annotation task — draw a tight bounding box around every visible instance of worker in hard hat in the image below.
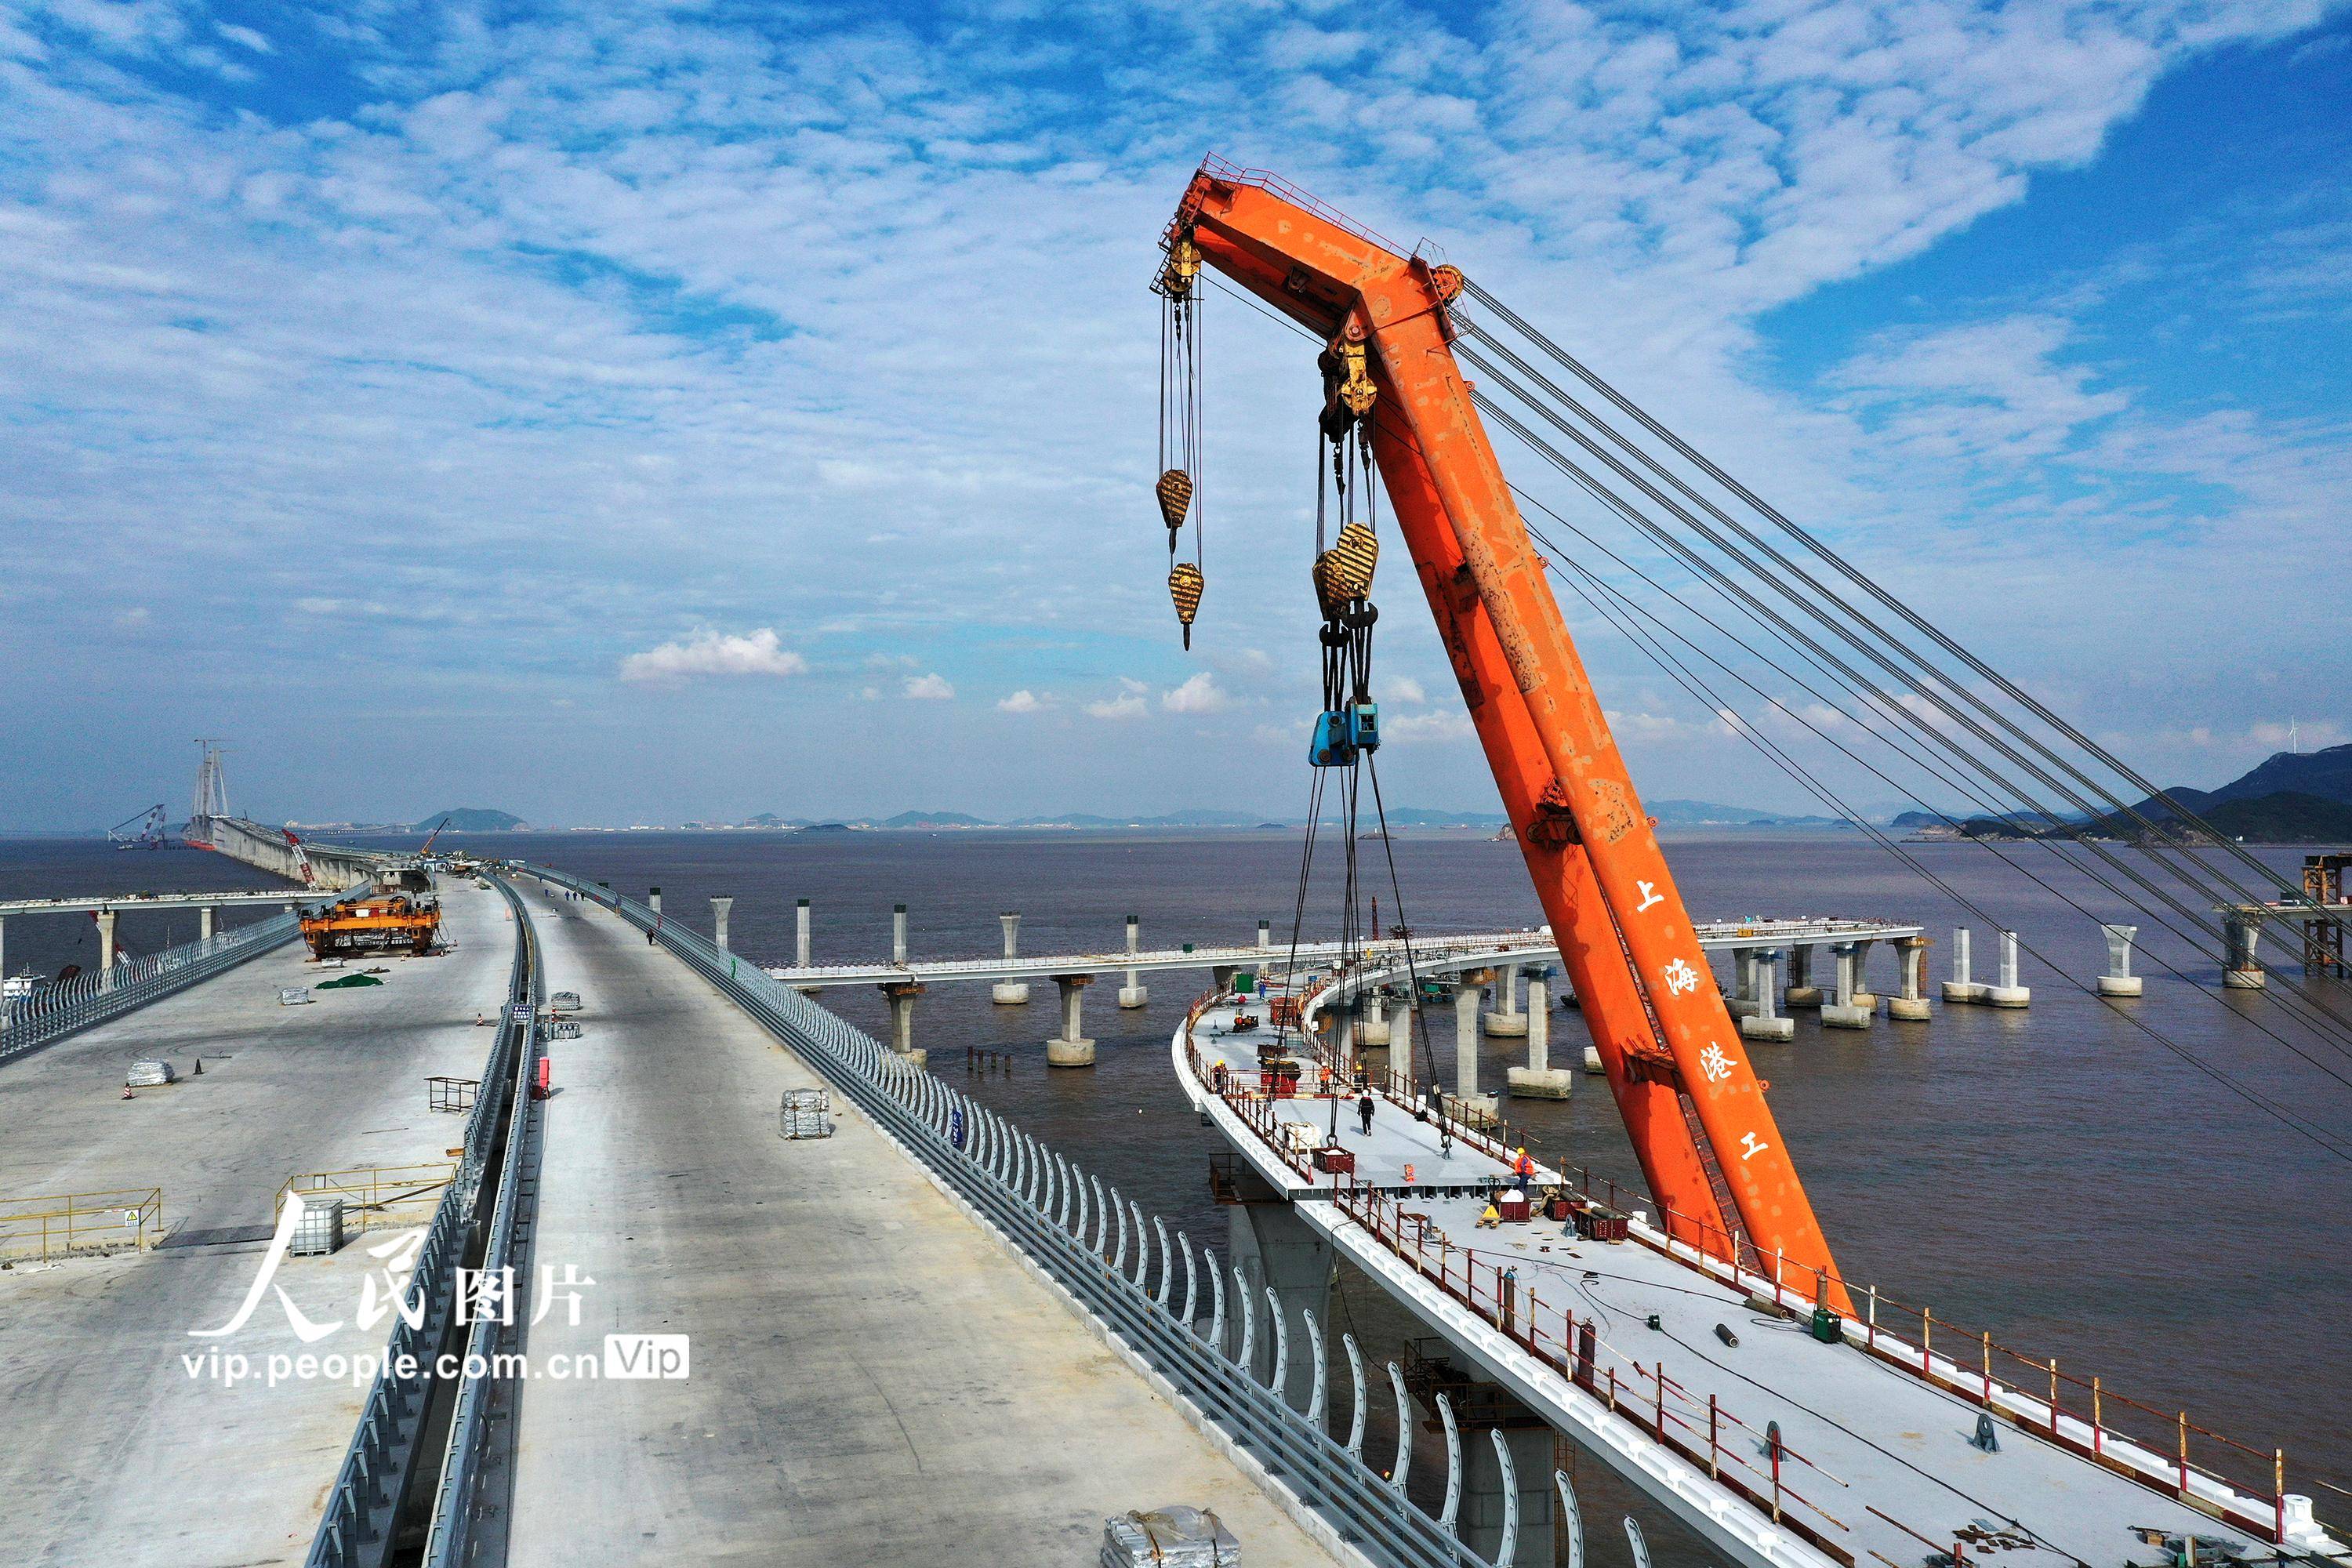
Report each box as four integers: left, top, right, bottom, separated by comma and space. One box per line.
1512, 1146, 1537, 1180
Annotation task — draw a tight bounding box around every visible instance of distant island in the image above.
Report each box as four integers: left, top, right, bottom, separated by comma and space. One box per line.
1904, 744, 2352, 846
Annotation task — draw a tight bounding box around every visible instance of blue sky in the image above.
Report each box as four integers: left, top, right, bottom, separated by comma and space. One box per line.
1, 0, 2347, 829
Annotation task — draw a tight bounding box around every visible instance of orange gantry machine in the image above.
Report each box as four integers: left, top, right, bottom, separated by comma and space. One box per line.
1158, 162, 1848, 1307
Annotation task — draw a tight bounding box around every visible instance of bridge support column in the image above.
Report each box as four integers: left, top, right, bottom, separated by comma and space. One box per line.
1889, 935, 1931, 1020
1739, 949, 1795, 1041
1822, 942, 1871, 1029
1507, 968, 1570, 1098
1258, 920, 1270, 951
1483, 964, 1526, 1037
1454, 975, 1496, 1118
1211, 964, 1236, 993
1120, 914, 1147, 1008
992, 913, 1029, 1004
710, 897, 732, 952
880, 982, 926, 1069
1850, 938, 1879, 1012
796, 898, 812, 967
1723, 946, 1759, 1018
648, 887, 662, 917
2223, 913, 2265, 989
1784, 943, 1821, 1008
96, 909, 118, 972
1944, 926, 1988, 1003
2099, 924, 2143, 996
892, 903, 909, 966
1227, 1196, 1332, 1409
1987, 929, 2031, 1006
199, 905, 217, 942
1356, 990, 1391, 1047
1047, 974, 1095, 1068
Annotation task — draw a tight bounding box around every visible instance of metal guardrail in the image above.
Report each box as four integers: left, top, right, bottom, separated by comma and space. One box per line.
0, 1187, 165, 1262
0, 911, 302, 1065
524, 862, 1490, 1568
307, 878, 538, 1568
276, 1166, 456, 1234
420, 891, 546, 1567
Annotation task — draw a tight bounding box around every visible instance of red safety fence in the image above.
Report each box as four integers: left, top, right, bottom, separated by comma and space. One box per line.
1180, 978, 2329, 1552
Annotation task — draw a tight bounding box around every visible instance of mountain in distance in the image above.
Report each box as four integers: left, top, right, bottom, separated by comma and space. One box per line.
1939, 744, 2352, 845
876, 810, 993, 829
413, 808, 528, 833
1646, 798, 1846, 828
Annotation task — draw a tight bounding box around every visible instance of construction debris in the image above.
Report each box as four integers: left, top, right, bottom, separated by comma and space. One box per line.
1101, 1506, 1239, 1567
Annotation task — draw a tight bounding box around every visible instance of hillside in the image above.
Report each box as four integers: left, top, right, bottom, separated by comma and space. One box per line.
414, 808, 528, 833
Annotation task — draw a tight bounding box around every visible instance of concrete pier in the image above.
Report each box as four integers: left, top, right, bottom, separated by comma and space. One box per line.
1784, 943, 1820, 1008
1047, 972, 1096, 1067
710, 895, 733, 951
892, 902, 909, 965
1889, 935, 1931, 1021
198, 904, 216, 942
1821, 941, 1872, 1029
1, 880, 515, 1567
2098, 926, 2154, 1001
1482, 964, 1526, 1037
1453, 975, 1496, 1117
1987, 929, 2031, 1007
1120, 914, 1149, 1008
1505, 967, 1571, 1098
2099, 924, 2143, 996
1356, 989, 1391, 1047
1849, 938, 1879, 1012
2224, 912, 2266, 989
1944, 926, 1989, 1004
1258, 919, 1271, 951
1738, 949, 1795, 1041
96, 906, 118, 971
881, 979, 927, 1069
511, 895, 1341, 1566
1723, 946, 1759, 1018
649, 885, 662, 916
1225, 1184, 1335, 1413
796, 896, 811, 967
992, 913, 1030, 1004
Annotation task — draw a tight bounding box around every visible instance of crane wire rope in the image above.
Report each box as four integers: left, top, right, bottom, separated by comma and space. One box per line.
1200, 273, 2352, 1164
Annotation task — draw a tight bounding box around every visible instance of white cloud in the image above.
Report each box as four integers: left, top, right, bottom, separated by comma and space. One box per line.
1162, 671, 1229, 713
1087, 692, 1148, 720
997, 688, 1047, 713
1383, 710, 1476, 744
619, 628, 808, 684
1385, 675, 1428, 705
215, 23, 272, 53
903, 673, 955, 700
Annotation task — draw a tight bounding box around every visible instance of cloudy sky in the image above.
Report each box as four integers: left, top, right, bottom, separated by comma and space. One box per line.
2, 0, 2346, 829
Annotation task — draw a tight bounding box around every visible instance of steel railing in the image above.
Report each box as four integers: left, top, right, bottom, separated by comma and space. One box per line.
276, 1165, 456, 1234
522, 863, 1491, 1568
0, 1186, 165, 1262
307, 877, 539, 1568
0, 909, 305, 1065
1224, 963, 2337, 1555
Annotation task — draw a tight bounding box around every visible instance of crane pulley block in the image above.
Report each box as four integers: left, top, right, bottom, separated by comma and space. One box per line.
1309, 710, 1357, 768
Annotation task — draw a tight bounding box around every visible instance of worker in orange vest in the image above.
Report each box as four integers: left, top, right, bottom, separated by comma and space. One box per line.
1512, 1146, 1537, 1180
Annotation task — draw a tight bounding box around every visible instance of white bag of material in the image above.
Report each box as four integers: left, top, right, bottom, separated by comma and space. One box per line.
279, 987, 313, 1006
1100, 1506, 1240, 1568
125, 1059, 176, 1087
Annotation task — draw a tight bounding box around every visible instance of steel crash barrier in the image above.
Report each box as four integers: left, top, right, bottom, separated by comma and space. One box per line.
307, 877, 541, 1568
522, 863, 1494, 1568
0, 909, 302, 1065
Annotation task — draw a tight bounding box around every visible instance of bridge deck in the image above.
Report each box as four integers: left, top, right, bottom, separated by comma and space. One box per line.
0, 879, 513, 1567
506, 888, 1346, 1567
768, 917, 1922, 990
1182, 995, 2317, 1568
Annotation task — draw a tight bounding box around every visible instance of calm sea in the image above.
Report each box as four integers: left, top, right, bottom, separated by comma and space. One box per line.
7, 827, 2346, 1547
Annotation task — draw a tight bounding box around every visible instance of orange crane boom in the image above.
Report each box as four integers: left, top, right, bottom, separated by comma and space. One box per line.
1167, 164, 1847, 1306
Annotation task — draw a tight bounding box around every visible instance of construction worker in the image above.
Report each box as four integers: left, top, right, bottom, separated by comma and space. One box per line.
1356, 1090, 1374, 1136
1512, 1145, 1537, 1181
